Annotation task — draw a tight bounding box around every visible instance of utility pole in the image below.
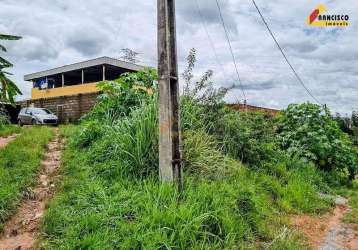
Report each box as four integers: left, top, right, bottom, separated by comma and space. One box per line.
157, 0, 182, 189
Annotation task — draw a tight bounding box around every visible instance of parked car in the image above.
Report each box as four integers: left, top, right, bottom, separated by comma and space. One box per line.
18, 108, 58, 126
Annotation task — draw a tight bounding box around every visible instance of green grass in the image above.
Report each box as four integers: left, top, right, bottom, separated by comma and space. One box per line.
40, 124, 331, 249
0, 126, 54, 229
0, 125, 21, 137
341, 181, 358, 229
39, 70, 357, 249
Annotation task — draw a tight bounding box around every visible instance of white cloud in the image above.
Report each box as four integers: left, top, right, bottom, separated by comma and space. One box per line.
0, 0, 357, 114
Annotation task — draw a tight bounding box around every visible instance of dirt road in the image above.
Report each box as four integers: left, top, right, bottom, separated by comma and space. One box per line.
293, 198, 358, 250
0, 134, 18, 149
0, 130, 63, 250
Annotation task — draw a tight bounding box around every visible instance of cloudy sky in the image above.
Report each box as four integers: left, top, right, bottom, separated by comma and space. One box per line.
0, 0, 357, 114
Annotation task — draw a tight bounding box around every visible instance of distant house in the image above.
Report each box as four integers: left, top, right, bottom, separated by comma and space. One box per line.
227, 103, 279, 116
18, 57, 145, 123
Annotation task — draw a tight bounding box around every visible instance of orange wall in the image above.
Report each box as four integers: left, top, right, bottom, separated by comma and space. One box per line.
31, 82, 99, 100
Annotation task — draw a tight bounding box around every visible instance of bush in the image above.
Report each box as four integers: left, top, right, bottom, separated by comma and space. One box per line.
0, 115, 9, 127
77, 95, 159, 180
278, 103, 357, 181
74, 120, 106, 149
180, 48, 280, 167
182, 129, 241, 179
0, 106, 10, 127
214, 108, 280, 166
83, 68, 156, 123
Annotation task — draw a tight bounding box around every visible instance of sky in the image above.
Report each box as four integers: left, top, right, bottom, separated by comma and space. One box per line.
0, 0, 357, 114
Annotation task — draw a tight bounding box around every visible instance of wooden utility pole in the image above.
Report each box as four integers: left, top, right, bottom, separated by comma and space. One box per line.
157, 0, 182, 189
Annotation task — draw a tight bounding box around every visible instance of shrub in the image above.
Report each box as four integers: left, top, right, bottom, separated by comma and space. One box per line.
80, 95, 159, 179
84, 68, 157, 123
278, 103, 357, 181
0, 115, 9, 127
74, 120, 106, 149
0, 105, 10, 127
180, 49, 281, 166
182, 129, 241, 179
214, 108, 280, 166
181, 48, 228, 133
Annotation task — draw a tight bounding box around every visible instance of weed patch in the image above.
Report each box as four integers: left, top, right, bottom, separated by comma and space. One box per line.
0, 125, 21, 137
41, 111, 330, 249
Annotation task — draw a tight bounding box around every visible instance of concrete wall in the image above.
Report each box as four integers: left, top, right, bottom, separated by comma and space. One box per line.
17, 92, 99, 123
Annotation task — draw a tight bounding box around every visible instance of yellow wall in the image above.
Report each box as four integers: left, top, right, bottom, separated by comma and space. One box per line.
31, 82, 100, 100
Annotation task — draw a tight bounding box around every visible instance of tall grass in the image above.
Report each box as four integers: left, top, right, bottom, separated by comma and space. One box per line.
42, 130, 298, 249
78, 96, 159, 181
0, 124, 21, 137
41, 100, 332, 249
0, 126, 53, 229
39, 68, 340, 248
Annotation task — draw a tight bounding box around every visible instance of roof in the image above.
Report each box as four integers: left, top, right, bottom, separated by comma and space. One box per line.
24, 56, 145, 81
227, 104, 280, 116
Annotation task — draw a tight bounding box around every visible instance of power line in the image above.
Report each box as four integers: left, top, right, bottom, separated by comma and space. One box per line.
214, 0, 247, 101
251, 0, 322, 105
194, 0, 235, 88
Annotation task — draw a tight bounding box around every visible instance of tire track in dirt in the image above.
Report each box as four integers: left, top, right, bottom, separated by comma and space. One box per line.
0, 129, 63, 250
0, 134, 18, 149
293, 198, 358, 250
320, 204, 358, 250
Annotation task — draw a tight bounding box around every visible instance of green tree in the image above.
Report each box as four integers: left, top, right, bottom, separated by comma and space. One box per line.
352, 111, 358, 127
279, 103, 357, 181
0, 34, 22, 103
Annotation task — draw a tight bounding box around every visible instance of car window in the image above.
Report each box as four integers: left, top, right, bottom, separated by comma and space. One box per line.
25, 108, 31, 114
32, 108, 52, 115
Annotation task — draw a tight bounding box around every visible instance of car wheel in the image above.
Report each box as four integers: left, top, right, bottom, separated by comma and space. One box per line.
31, 119, 37, 125
18, 119, 23, 127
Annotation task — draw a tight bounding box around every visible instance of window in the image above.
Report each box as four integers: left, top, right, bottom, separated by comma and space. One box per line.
27, 108, 52, 115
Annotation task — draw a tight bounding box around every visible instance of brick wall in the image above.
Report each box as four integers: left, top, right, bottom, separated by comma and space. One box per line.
227, 104, 280, 116
17, 92, 99, 123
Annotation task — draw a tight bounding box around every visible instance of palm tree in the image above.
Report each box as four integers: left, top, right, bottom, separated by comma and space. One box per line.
0, 70, 22, 103
0, 34, 22, 103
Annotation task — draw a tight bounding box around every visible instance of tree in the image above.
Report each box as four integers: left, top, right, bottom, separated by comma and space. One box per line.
279, 103, 357, 181
0, 34, 22, 103
119, 48, 140, 64
352, 111, 358, 127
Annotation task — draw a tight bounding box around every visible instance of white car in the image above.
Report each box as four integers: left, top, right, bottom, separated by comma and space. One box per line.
18, 108, 58, 126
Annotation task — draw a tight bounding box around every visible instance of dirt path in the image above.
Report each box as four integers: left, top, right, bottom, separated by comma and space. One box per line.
0, 134, 18, 149
0, 130, 63, 250
293, 198, 358, 250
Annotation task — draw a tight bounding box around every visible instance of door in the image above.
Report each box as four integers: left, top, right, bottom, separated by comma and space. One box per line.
24, 108, 33, 124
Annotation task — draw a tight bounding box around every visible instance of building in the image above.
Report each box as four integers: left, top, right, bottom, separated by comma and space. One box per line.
227, 103, 279, 116
19, 57, 145, 123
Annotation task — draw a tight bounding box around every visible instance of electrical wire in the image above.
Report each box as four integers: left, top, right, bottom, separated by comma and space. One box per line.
194, 0, 237, 90
251, 0, 322, 105
214, 0, 247, 100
